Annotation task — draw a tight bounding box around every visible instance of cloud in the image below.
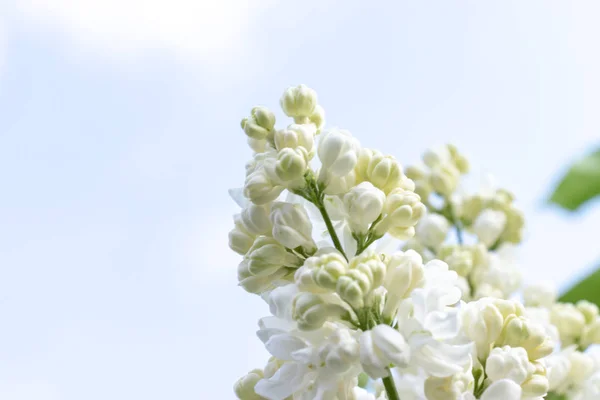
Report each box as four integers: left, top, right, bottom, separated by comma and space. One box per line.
10, 0, 274, 64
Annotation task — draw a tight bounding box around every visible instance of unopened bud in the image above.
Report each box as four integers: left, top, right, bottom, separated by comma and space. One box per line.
280, 84, 318, 119
234, 369, 265, 400
242, 106, 276, 140
343, 182, 386, 234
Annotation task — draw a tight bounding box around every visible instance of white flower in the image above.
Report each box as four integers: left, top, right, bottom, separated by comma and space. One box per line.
336, 250, 386, 309
523, 281, 557, 309
229, 214, 257, 255
244, 156, 285, 205
382, 250, 425, 320
472, 209, 507, 248
359, 324, 410, 378
237, 260, 290, 294
323, 170, 357, 195
355, 149, 405, 194
388, 260, 471, 378
274, 147, 309, 183
550, 303, 586, 346
280, 84, 318, 119
246, 237, 301, 277
318, 129, 360, 178
242, 106, 276, 140
343, 182, 386, 234
424, 363, 474, 400
292, 292, 347, 331
473, 379, 522, 400
255, 323, 361, 400
274, 124, 316, 157
242, 203, 273, 236
270, 202, 316, 251
485, 346, 533, 385
497, 314, 554, 361
309, 104, 326, 132
303, 249, 348, 291
234, 369, 265, 400
461, 298, 507, 360
415, 213, 450, 249
376, 188, 425, 239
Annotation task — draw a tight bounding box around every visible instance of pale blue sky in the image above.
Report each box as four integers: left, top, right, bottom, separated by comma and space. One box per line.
0, 1, 600, 399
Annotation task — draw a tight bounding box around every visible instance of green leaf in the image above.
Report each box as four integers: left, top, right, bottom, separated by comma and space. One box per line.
549, 148, 600, 211
560, 266, 600, 306
545, 392, 567, 400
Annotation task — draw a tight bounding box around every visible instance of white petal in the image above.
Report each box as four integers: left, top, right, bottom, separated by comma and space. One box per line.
265, 333, 308, 360
480, 379, 522, 400
254, 362, 305, 400
228, 187, 249, 208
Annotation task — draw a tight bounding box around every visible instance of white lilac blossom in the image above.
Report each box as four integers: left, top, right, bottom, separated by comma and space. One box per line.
229, 84, 587, 400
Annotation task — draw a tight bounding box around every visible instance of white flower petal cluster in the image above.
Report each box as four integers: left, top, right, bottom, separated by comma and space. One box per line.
229, 84, 591, 400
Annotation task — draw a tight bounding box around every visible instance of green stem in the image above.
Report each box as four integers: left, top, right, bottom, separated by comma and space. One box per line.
315, 199, 348, 261
455, 224, 464, 245
382, 372, 400, 400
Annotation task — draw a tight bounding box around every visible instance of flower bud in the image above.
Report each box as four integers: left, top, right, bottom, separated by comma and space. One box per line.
523, 281, 557, 308
382, 250, 424, 319
472, 209, 507, 248
274, 147, 309, 183
241, 106, 276, 140
577, 300, 599, 324
309, 104, 325, 133
270, 202, 315, 251
498, 315, 553, 361
305, 250, 348, 290
246, 236, 300, 277
244, 167, 284, 205
336, 275, 365, 309
336, 251, 385, 308
229, 214, 256, 255
292, 292, 347, 331
430, 163, 460, 196
356, 149, 405, 194
376, 188, 425, 239
567, 350, 595, 387
521, 365, 549, 398
241, 203, 272, 236
550, 303, 586, 345
318, 129, 359, 178
273, 124, 316, 156
359, 325, 410, 379
581, 319, 600, 349
485, 346, 533, 384
247, 137, 267, 153
422, 147, 450, 168
438, 246, 473, 277
349, 249, 386, 289
323, 170, 356, 195
343, 182, 386, 233
415, 213, 450, 249
502, 206, 525, 244
237, 260, 288, 294
319, 328, 360, 373
424, 368, 474, 400
234, 369, 265, 400
461, 299, 505, 360
280, 84, 318, 120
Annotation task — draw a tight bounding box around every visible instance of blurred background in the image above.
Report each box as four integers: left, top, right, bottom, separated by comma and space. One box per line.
0, 1, 599, 399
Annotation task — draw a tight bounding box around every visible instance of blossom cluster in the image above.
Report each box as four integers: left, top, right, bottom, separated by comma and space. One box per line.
228, 85, 600, 400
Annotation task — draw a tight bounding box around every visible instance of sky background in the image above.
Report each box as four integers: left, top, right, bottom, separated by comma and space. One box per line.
1, 1, 600, 399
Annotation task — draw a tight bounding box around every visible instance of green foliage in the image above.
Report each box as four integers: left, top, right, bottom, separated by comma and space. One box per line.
549, 148, 600, 211
545, 392, 567, 400
560, 266, 600, 307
